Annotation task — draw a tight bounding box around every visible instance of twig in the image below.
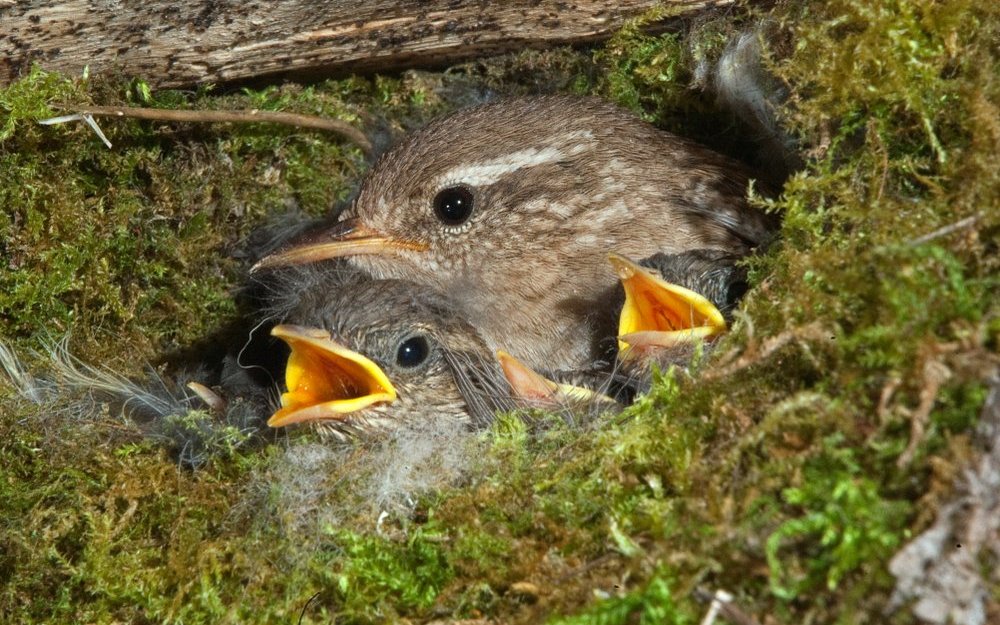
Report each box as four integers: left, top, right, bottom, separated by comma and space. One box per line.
39, 113, 114, 147
908, 213, 981, 247
43, 105, 372, 156
552, 552, 618, 585
297, 591, 324, 625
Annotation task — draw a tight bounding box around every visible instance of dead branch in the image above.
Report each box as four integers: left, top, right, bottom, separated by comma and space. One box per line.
1, 1, 732, 89
908, 213, 981, 247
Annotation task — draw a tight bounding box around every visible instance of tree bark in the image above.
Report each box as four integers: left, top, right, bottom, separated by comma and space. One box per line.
0, 0, 731, 89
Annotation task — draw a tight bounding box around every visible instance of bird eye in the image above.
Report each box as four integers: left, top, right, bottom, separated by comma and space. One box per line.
395, 335, 430, 368
433, 186, 474, 226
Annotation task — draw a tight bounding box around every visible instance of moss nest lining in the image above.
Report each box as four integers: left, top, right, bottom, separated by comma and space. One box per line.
1, 1, 998, 623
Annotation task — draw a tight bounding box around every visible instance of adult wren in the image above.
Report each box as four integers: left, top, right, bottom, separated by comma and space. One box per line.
255, 95, 777, 371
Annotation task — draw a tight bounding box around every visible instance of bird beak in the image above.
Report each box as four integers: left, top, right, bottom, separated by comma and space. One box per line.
251, 218, 429, 272
498, 350, 560, 402
497, 350, 611, 405
267, 324, 397, 427
608, 254, 727, 357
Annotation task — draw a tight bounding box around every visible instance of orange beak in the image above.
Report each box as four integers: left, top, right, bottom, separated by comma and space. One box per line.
497, 350, 612, 406
251, 218, 429, 272
267, 324, 397, 427
608, 254, 727, 358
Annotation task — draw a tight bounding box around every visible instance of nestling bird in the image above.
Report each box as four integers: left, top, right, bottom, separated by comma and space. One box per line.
253, 95, 777, 372
610, 249, 748, 387
268, 276, 518, 439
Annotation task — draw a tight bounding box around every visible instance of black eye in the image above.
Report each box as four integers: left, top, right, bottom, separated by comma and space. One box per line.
395, 336, 430, 368
433, 186, 474, 226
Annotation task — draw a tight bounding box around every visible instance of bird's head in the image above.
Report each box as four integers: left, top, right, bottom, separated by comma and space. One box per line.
253, 96, 650, 304
610, 251, 747, 377
268, 279, 511, 439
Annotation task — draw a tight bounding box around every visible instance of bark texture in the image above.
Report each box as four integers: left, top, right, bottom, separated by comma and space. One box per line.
0, 0, 729, 88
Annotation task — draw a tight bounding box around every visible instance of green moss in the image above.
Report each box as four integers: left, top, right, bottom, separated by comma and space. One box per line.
595, 28, 691, 123
764, 435, 910, 601
0, 65, 78, 140
324, 528, 454, 621
2, 0, 999, 623
549, 575, 694, 625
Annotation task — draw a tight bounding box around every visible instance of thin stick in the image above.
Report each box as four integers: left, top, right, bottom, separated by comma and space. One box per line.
908, 213, 980, 246
66, 105, 373, 156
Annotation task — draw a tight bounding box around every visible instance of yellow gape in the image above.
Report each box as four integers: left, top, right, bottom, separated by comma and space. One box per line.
268, 325, 397, 427
609, 254, 727, 358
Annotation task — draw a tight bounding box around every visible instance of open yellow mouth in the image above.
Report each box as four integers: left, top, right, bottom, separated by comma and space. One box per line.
267, 324, 397, 427
608, 254, 727, 356
251, 218, 429, 272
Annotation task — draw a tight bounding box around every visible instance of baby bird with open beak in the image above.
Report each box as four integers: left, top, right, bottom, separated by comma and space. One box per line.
610, 249, 749, 389
254, 95, 776, 372
267, 276, 519, 439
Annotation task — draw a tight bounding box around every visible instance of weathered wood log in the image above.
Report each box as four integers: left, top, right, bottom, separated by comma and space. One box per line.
0, 0, 731, 89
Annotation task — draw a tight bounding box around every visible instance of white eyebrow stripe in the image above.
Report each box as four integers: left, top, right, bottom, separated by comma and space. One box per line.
434, 129, 595, 188
435, 145, 565, 188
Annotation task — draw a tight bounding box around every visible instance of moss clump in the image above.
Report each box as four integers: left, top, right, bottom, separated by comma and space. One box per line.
325, 528, 454, 619
549, 575, 694, 625
2, 0, 999, 623
0, 417, 251, 624
0, 67, 440, 365
763, 435, 910, 601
